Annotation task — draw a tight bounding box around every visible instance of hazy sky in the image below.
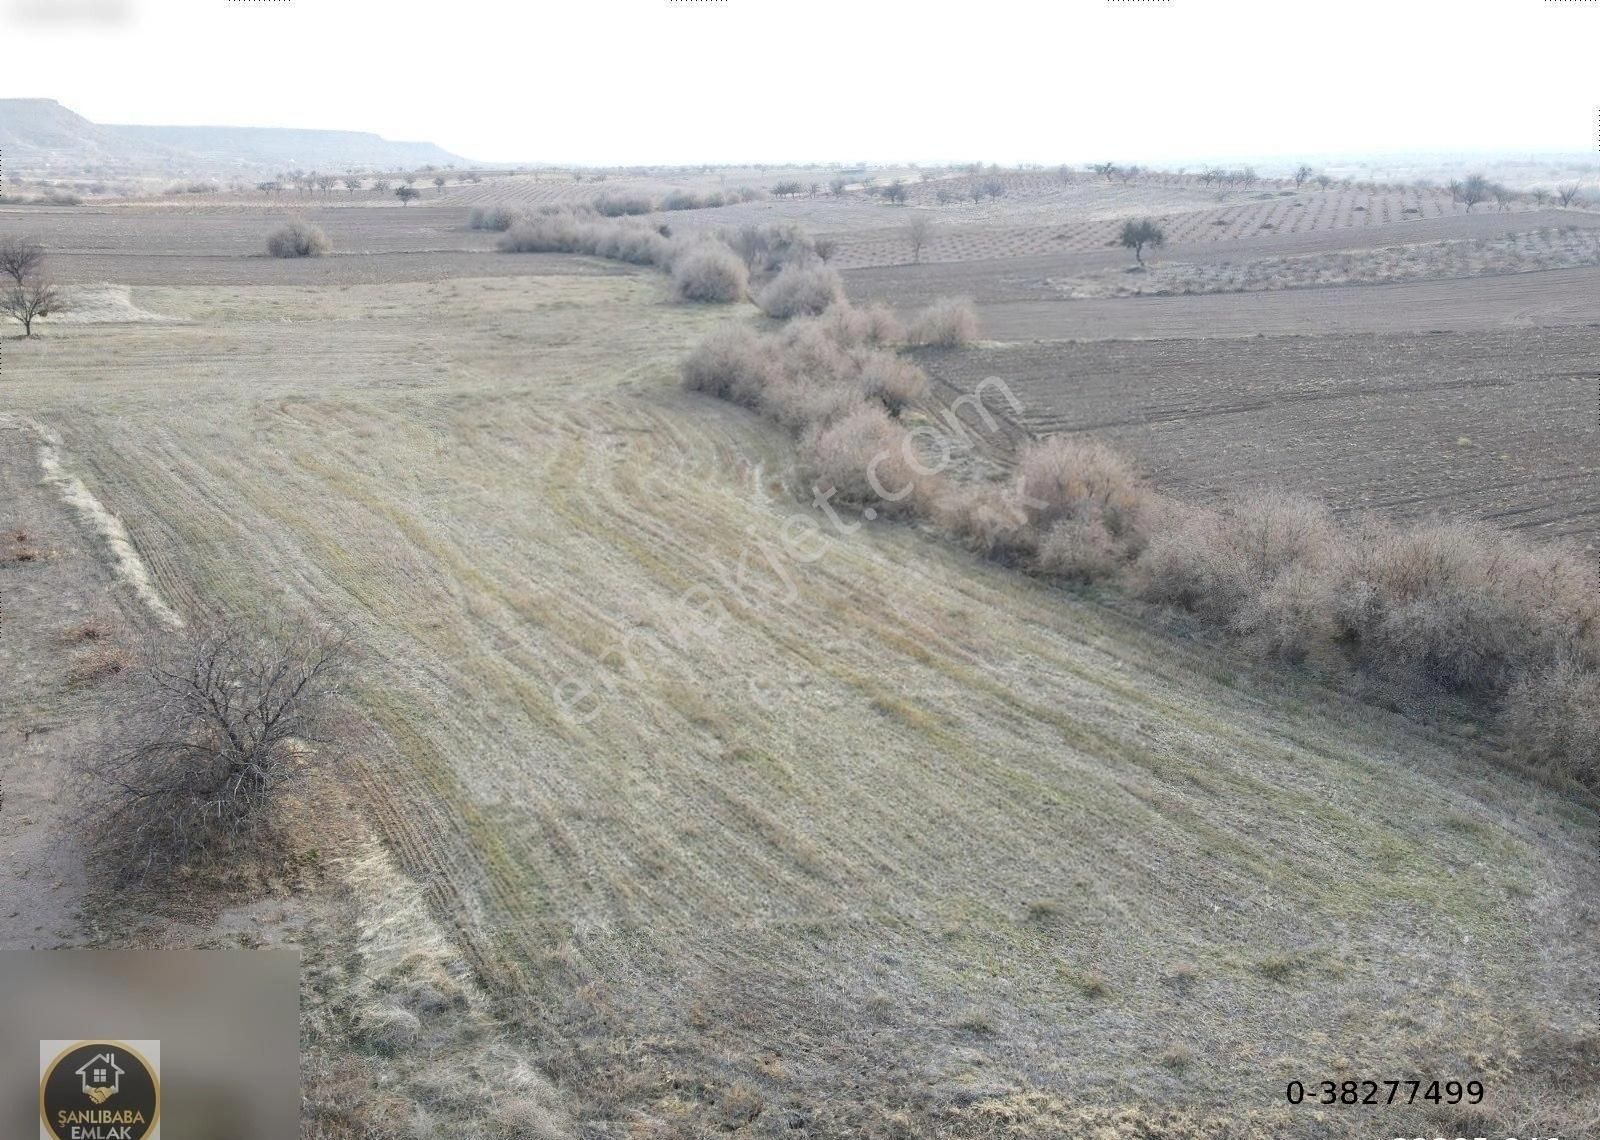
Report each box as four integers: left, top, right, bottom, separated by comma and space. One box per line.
4, 0, 1596, 164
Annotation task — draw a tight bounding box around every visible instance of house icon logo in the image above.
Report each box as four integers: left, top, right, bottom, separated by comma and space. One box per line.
74, 1051, 125, 1103
39, 1041, 160, 1140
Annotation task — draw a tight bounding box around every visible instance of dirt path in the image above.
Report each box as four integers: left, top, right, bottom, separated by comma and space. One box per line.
0, 417, 149, 949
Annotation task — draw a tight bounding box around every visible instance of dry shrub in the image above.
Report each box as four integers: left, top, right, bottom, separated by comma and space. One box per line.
1017, 436, 1149, 544
86, 617, 346, 878
658, 189, 703, 212
590, 221, 671, 266
671, 243, 749, 303
941, 484, 1038, 563
1134, 490, 1338, 653
1502, 657, 1600, 786
469, 205, 522, 231
821, 300, 904, 346
498, 214, 584, 254
681, 325, 779, 406
856, 352, 927, 415
1036, 516, 1124, 583
1331, 518, 1597, 696
908, 296, 979, 347
266, 220, 330, 258
498, 211, 672, 268
592, 191, 654, 217
802, 403, 943, 515
755, 264, 844, 318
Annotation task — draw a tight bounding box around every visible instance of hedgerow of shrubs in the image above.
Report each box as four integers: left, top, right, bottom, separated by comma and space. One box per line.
499, 212, 827, 307
680, 288, 1600, 792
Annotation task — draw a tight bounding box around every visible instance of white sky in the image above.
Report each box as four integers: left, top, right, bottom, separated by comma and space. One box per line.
4, 0, 1597, 165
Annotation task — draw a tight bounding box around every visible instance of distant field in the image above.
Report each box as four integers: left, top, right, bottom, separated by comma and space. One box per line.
921, 328, 1600, 548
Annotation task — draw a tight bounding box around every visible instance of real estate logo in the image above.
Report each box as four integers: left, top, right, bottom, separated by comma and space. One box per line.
39, 1041, 160, 1140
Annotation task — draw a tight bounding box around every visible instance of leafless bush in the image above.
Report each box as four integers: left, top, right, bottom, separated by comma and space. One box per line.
671, 243, 748, 303
802, 403, 939, 515
1133, 491, 1340, 660
593, 191, 654, 217
942, 485, 1038, 563
589, 220, 672, 266
498, 214, 584, 253
1036, 516, 1125, 583
907, 296, 979, 347
1330, 519, 1597, 697
87, 617, 346, 879
681, 325, 780, 406
755, 264, 845, 318
267, 220, 330, 258
498, 211, 672, 268
1502, 657, 1600, 787
856, 353, 927, 415
819, 301, 903, 346
659, 190, 702, 211
470, 205, 522, 231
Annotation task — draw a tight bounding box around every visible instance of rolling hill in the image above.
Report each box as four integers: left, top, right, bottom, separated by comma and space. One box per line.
0, 98, 469, 176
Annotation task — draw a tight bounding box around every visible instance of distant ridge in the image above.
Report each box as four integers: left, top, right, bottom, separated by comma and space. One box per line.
0, 98, 471, 175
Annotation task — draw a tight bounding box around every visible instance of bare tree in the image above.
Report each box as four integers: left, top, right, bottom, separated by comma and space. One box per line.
813, 236, 839, 263
4, 276, 63, 337
1118, 218, 1166, 265
1556, 183, 1583, 207
343, 177, 363, 196
0, 235, 44, 286
87, 617, 345, 878
0, 237, 45, 286
906, 214, 934, 263
1490, 182, 1516, 211
1454, 173, 1491, 212
1293, 164, 1315, 188
316, 175, 337, 195
372, 178, 392, 194
829, 178, 848, 196
883, 180, 909, 205
1530, 187, 1550, 207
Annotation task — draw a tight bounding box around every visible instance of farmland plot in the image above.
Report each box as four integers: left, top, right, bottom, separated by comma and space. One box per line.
5, 252, 1596, 1135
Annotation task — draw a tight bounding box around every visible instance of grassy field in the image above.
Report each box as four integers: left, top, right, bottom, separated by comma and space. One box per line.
3, 172, 1598, 1135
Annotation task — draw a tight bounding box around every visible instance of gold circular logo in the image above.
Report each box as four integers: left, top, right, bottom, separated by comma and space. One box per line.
39, 1041, 160, 1140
